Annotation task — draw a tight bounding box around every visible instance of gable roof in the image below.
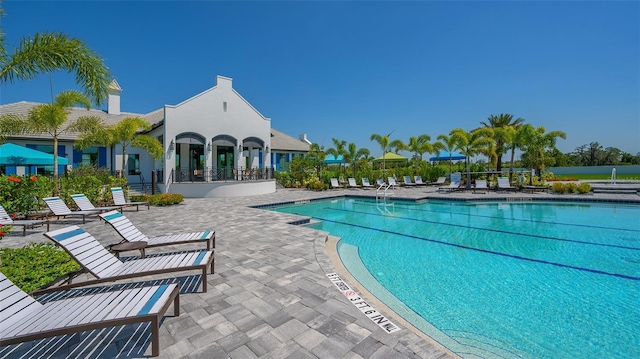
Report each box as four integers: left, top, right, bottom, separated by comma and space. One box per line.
270, 128, 310, 152
0, 101, 310, 152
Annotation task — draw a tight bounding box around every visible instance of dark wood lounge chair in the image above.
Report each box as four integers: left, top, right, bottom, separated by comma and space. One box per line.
111, 187, 150, 211
43, 196, 101, 224
0, 273, 180, 356
0, 205, 49, 236
42, 226, 214, 293
100, 210, 215, 251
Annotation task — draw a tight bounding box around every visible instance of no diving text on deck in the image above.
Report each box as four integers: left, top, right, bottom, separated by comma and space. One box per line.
327, 273, 400, 333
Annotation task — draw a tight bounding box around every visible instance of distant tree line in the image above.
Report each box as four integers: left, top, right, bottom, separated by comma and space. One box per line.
559, 142, 640, 166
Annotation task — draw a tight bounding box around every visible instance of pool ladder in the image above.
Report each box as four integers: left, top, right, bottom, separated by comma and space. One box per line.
376, 183, 394, 201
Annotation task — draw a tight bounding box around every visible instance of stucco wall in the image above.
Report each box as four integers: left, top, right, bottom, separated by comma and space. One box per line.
162, 75, 271, 185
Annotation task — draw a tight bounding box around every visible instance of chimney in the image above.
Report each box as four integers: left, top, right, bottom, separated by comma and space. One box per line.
216, 75, 233, 90
299, 134, 311, 144
107, 79, 122, 115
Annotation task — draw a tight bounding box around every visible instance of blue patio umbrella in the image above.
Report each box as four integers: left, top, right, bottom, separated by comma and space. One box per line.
0, 143, 69, 165
324, 154, 344, 164
429, 151, 466, 162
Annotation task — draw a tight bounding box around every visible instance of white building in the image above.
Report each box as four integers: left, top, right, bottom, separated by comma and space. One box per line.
0, 75, 310, 197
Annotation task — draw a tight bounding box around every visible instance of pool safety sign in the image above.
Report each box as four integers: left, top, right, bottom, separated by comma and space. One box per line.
327, 273, 401, 333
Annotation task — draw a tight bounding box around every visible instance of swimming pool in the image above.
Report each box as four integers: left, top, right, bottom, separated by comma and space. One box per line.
272, 198, 640, 359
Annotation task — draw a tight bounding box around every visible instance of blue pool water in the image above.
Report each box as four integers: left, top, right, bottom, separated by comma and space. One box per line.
272, 198, 640, 359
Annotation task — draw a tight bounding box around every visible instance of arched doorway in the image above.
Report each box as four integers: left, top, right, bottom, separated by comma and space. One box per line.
175, 132, 206, 181
212, 135, 237, 180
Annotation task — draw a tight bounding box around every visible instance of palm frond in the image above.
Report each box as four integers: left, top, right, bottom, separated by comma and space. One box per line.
0, 32, 111, 105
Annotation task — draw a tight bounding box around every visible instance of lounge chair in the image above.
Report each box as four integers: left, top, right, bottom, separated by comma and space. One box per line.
387, 177, 398, 189
402, 176, 417, 186
439, 180, 462, 192
100, 210, 215, 251
376, 178, 386, 187
497, 177, 517, 191
361, 178, 374, 189
330, 178, 341, 189
347, 178, 361, 188
414, 176, 428, 186
474, 179, 488, 193
43, 197, 101, 224
71, 193, 123, 213
432, 177, 446, 186
43, 225, 214, 292
0, 205, 49, 236
0, 272, 179, 357
111, 187, 150, 211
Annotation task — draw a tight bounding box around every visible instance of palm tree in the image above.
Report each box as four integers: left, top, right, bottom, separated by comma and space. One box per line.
345, 142, 370, 178
503, 123, 528, 181
519, 125, 566, 179
435, 134, 458, 176
326, 138, 348, 177
478, 114, 525, 173
406, 135, 433, 174
0, 6, 111, 105
389, 139, 407, 154
370, 132, 392, 177
450, 128, 493, 189
0, 90, 104, 192
307, 143, 325, 177
74, 117, 164, 175
407, 134, 433, 161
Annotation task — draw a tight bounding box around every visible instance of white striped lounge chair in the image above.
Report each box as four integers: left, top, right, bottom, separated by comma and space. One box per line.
100, 210, 215, 251
111, 187, 150, 211
70, 193, 123, 213
43, 226, 214, 293
0, 272, 179, 357
0, 204, 49, 236
43, 196, 101, 224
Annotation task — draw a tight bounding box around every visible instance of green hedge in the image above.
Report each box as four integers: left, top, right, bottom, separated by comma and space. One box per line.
0, 243, 80, 293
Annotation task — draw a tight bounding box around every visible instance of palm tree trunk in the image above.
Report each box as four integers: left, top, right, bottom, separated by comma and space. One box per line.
53, 136, 59, 195
509, 146, 516, 182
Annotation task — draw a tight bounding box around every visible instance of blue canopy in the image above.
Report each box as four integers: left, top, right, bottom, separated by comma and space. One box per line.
429, 151, 466, 162
324, 154, 344, 164
0, 143, 69, 166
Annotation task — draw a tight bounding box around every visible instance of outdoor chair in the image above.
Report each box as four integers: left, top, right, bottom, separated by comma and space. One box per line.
0, 204, 49, 236
111, 187, 150, 211
330, 178, 341, 189
497, 177, 517, 191
348, 178, 361, 188
439, 180, 462, 192
0, 272, 179, 357
361, 178, 374, 189
432, 177, 447, 186
474, 179, 489, 194
387, 177, 398, 189
42, 225, 214, 293
414, 176, 428, 186
402, 176, 417, 186
43, 197, 101, 224
70, 193, 123, 213
100, 210, 215, 251
376, 178, 386, 187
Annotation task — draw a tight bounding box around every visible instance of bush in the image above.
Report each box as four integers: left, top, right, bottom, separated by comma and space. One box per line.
0, 175, 52, 215
552, 182, 566, 194
0, 223, 13, 240
304, 174, 328, 191
566, 183, 578, 193
0, 243, 80, 293
577, 182, 592, 194
131, 193, 184, 206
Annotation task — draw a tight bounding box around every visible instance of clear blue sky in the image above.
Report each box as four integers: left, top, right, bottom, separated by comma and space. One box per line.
1, 1, 639, 157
